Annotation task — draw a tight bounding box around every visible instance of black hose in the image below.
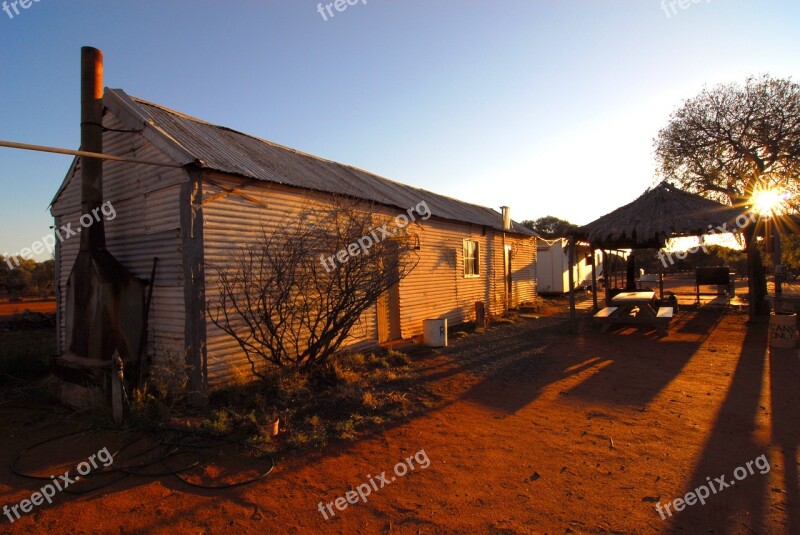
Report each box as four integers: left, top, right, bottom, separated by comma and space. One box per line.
9, 426, 276, 494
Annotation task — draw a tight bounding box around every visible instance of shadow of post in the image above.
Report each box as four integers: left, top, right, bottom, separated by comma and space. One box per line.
769, 345, 800, 534
667, 322, 770, 534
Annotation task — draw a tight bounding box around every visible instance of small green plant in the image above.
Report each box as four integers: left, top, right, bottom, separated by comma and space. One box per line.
287, 415, 328, 449
369, 369, 399, 383
130, 347, 191, 424
346, 353, 367, 367
367, 415, 386, 426
334, 418, 358, 440
174, 342, 421, 453
385, 349, 411, 367
201, 409, 232, 435
362, 391, 378, 409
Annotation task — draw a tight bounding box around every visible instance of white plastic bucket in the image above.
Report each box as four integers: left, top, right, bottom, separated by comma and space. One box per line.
769, 312, 797, 349
423, 319, 448, 347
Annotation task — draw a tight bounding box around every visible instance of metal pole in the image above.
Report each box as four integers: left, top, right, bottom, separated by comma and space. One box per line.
0, 140, 185, 169
502, 230, 508, 316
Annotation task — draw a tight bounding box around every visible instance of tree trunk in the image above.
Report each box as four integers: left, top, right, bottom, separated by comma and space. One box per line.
743, 227, 769, 319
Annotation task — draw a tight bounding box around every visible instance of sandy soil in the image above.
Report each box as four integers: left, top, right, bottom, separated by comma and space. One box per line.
0, 300, 56, 320
0, 307, 798, 534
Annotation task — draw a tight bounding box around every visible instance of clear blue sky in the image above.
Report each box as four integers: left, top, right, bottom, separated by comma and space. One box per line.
1, 0, 798, 260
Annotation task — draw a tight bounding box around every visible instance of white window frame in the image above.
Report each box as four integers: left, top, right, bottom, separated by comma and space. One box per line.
463, 239, 480, 278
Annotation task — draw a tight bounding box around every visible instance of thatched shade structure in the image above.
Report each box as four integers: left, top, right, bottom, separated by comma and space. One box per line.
566, 181, 748, 317
579, 182, 744, 249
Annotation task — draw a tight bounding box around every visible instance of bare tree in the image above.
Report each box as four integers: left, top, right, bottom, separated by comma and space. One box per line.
207, 198, 420, 377
655, 75, 800, 316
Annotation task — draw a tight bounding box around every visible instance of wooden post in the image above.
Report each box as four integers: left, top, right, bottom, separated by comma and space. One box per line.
71, 47, 105, 360
590, 247, 598, 311
182, 169, 208, 407
475, 301, 487, 328
775, 224, 783, 296
603, 250, 610, 306
568, 236, 576, 332
626, 252, 636, 291
111, 351, 124, 425
80, 47, 105, 253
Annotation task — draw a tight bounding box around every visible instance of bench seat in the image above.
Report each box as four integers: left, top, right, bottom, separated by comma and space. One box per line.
656, 306, 674, 319
594, 307, 618, 319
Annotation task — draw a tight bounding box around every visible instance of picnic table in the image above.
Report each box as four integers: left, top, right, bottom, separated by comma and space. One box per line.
593, 291, 674, 336
636, 273, 660, 290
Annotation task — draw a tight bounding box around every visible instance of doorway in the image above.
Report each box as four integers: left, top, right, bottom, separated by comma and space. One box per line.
377, 283, 401, 343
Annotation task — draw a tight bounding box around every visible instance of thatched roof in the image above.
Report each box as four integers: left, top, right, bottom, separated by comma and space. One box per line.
578, 182, 745, 249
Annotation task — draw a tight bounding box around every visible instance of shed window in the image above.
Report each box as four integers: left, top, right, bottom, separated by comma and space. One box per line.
463, 240, 480, 277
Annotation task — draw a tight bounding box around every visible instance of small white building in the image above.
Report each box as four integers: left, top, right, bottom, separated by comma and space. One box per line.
535, 239, 602, 294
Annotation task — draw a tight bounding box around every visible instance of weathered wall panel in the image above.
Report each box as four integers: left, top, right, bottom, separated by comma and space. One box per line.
201, 176, 381, 388
510, 235, 537, 306
51, 111, 188, 365
201, 176, 538, 388
397, 220, 494, 337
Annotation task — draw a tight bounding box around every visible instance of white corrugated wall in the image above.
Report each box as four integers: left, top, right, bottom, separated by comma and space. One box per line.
200, 176, 380, 387
397, 219, 494, 336
397, 223, 536, 337
200, 176, 539, 387
509, 234, 537, 306
50, 112, 187, 366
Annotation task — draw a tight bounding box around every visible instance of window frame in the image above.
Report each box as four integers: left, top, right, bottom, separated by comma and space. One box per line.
463, 239, 480, 278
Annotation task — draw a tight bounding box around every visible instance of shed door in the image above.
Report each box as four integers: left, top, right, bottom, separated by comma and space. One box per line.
377, 244, 401, 343
377, 283, 401, 343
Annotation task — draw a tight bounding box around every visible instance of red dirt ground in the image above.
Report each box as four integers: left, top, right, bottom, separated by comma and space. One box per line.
0, 308, 798, 534
0, 300, 56, 320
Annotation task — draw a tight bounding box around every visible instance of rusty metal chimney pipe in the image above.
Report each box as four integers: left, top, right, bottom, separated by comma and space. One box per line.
80, 46, 105, 252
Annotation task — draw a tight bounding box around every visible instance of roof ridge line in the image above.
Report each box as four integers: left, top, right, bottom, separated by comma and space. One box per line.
128, 94, 503, 216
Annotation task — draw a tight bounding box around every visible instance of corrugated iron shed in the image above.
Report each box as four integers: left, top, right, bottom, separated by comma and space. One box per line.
101, 88, 533, 236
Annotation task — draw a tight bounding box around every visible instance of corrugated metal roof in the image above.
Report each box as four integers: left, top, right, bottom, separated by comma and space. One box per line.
105, 89, 533, 236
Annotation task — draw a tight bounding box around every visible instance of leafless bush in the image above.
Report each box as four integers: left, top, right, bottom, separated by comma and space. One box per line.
207, 198, 419, 377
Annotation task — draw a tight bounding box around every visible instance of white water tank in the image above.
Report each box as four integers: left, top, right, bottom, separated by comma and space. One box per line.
769, 312, 797, 348
423, 319, 448, 347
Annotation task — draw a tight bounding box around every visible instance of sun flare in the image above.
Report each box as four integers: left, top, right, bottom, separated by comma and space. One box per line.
750, 187, 787, 217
